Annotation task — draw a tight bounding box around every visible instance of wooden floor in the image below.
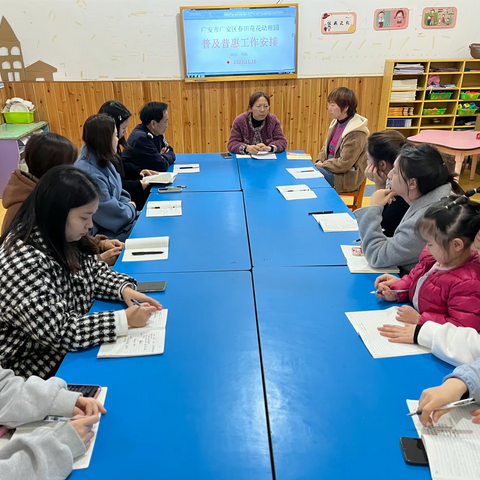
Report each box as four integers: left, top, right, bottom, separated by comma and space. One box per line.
1, 168, 479, 229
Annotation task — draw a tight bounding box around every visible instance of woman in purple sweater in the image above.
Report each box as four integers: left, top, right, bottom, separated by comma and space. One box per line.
227, 91, 288, 155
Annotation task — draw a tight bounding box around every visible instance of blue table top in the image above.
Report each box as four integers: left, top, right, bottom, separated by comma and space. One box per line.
58, 271, 272, 480
116, 191, 251, 274
167, 153, 241, 192
252, 266, 453, 480
237, 151, 331, 190
244, 187, 359, 267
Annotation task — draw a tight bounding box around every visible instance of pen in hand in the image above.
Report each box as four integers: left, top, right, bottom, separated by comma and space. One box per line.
131, 299, 143, 306
407, 398, 476, 417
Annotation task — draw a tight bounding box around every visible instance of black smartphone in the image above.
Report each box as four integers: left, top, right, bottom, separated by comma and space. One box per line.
67, 384, 101, 399
137, 281, 167, 293
221, 152, 233, 159
399, 437, 429, 466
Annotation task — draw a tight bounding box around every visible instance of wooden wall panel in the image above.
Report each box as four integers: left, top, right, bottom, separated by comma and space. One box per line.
0, 76, 383, 156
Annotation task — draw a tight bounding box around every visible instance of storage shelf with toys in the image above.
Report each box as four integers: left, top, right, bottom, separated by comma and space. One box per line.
378, 59, 480, 136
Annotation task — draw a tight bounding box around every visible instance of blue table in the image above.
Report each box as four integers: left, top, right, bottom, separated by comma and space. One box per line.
58, 271, 272, 480
253, 266, 453, 480
244, 187, 359, 267
237, 152, 331, 190
167, 153, 241, 192
117, 191, 251, 274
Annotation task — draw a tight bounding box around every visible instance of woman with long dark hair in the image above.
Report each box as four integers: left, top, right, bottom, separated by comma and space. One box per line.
76, 114, 138, 241
0, 166, 161, 379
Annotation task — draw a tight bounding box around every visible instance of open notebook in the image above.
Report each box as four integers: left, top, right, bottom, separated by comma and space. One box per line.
142, 172, 177, 184
407, 399, 480, 480
286, 167, 323, 179
276, 184, 317, 200
98, 309, 168, 357
12, 388, 108, 470
313, 213, 358, 232
340, 245, 400, 274
122, 236, 169, 262
146, 200, 182, 217
345, 307, 430, 358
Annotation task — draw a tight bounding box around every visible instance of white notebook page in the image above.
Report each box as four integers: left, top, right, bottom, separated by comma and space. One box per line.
407, 399, 480, 480
313, 213, 358, 232
98, 330, 165, 357
276, 185, 317, 200
286, 167, 324, 179
173, 163, 200, 173
146, 201, 182, 217
345, 307, 431, 358
340, 245, 400, 274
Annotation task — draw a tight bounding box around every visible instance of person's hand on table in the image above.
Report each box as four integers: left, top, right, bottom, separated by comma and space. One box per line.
140, 169, 159, 177
370, 189, 396, 207
418, 378, 468, 426
140, 180, 150, 190
246, 144, 261, 155
255, 143, 271, 152
70, 415, 99, 451
98, 246, 123, 266
396, 305, 420, 325
377, 323, 416, 344
73, 397, 107, 417
101, 239, 124, 251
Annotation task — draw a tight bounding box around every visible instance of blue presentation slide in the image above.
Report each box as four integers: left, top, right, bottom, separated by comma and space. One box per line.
182, 6, 297, 78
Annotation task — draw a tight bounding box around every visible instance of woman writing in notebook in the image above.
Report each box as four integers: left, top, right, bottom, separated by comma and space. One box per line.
76, 114, 138, 241
0, 166, 162, 379
354, 143, 462, 274
227, 91, 288, 155
375, 192, 480, 332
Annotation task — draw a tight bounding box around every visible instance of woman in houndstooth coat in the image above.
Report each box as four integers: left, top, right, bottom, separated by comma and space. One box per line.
0, 166, 162, 379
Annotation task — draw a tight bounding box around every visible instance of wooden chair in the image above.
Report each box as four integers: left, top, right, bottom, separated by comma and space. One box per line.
340, 179, 366, 212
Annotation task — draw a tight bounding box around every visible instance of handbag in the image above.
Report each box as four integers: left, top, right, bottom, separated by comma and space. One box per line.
470, 44, 480, 59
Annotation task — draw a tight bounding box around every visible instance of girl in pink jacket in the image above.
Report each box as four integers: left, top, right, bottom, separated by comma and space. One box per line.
375, 191, 480, 330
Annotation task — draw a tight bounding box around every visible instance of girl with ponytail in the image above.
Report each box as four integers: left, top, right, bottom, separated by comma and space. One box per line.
354, 143, 461, 274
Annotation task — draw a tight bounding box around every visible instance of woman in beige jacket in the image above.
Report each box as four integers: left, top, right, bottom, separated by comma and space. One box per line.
315, 87, 369, 192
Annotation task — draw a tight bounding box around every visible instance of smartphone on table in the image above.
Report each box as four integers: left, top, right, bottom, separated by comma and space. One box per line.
67, 384, 102, 399
399, 437, 429, 466
221, 152, 233, 159
136, 281, 167, 293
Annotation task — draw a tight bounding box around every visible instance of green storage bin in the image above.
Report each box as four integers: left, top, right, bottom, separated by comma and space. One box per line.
3, 110, 35, 124
426, 92, 453, 100
457, 107, 478, 116
423, 107, 447, 115
460, 92, 480, 100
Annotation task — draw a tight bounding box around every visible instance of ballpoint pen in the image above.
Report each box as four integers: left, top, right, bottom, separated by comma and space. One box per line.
131, 251, 164, 256
131, 299, 143, 306
407, 398, 476, 416
308, 211, 333, 215
370, 288, 409, 294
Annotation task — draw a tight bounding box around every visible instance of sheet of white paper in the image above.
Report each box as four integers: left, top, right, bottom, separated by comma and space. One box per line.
313, 213, 359, 232
146, 201, 182, 217
407, 399, 480, 480
143, 172, 177, 184
122, 236, 169, 262
173, 163, 200, 173
345, 307, 431, 358
236, 154, 251, 159
340, 245, 400, 274
251, 153, 277, 160
276, 185, 317, 201
286, 167, 324, 179
98, 330, 165, 357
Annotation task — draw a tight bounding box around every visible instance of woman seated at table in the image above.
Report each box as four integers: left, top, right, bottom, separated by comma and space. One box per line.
365, 130, 410, 237
0, 166, 162, 379
314, 87, 369, 192
354, 143, 462, 275
98, 100, 158, 210
1, 132, 123, 265
227, 91, 287, 155
76, 114, 138, 241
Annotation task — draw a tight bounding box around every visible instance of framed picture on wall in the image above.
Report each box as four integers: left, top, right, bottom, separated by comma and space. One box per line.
373, 8, 409, 30
321, 12, 357, 35
422, 7, 457, 28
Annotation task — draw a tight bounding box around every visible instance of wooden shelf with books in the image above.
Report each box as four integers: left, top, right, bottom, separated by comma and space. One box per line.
378, 59, 480, 137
